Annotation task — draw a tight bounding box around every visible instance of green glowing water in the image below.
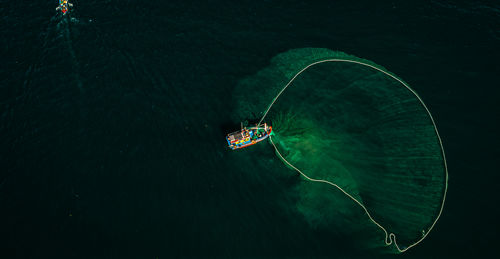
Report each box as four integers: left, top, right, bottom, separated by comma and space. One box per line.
234, 48, 447, 252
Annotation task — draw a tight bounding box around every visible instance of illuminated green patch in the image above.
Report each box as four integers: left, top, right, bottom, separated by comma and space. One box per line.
233, 48, 447, 253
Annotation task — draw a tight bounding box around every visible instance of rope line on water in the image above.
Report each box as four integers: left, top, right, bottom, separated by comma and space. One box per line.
261, 58, 448, 253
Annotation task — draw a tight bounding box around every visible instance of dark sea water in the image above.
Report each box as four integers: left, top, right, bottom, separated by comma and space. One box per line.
1, 0, 499, 258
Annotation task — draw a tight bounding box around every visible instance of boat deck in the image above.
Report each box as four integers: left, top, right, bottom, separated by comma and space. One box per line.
226, 123, 272, 150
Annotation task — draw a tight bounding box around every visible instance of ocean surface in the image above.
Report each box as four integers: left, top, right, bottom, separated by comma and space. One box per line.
1, 0, 499, 258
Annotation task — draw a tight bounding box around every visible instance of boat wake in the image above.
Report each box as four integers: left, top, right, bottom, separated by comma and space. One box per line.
56, 16, 84, 92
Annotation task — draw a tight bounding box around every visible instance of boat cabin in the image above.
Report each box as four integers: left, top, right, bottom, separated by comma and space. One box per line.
226, 123, 272, 150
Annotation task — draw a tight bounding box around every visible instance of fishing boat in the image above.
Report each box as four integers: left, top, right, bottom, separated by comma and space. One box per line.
56, 0, 73, 15
226, 123, 272, 150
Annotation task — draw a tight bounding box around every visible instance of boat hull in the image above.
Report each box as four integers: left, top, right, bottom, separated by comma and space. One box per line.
226, 124, 272, 150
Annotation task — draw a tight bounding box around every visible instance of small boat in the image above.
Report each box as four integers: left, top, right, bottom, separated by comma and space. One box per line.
56, 0, 73, 15
226, 123, 272, 150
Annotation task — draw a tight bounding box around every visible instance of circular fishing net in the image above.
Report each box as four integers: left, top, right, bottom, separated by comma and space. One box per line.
233, 48, 447, 253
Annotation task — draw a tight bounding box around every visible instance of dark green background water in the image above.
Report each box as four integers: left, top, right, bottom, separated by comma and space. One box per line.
1, 0, 499, 258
